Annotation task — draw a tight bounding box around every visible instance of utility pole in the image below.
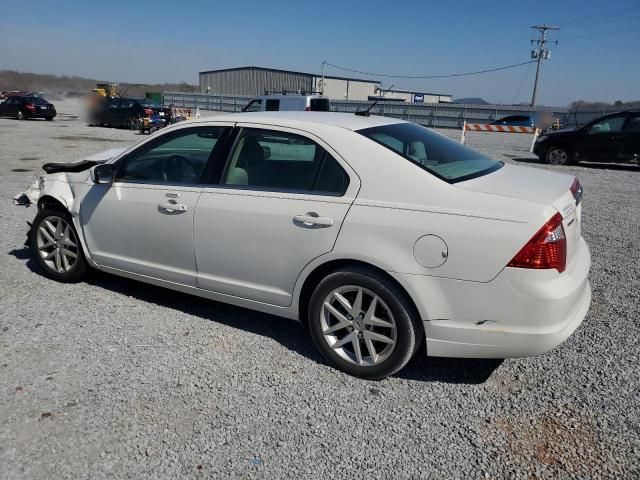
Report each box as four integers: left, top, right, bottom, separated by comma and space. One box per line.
530, 24, 559, 107
321, 61, 326, 96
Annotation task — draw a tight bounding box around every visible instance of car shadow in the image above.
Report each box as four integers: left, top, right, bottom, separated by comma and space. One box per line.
8, 245, 502, 384
512, 156, 640, 171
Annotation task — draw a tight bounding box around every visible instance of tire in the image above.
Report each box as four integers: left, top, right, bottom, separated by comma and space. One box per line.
46, 116, 54, 121
17, 110, 26, 120
127, 115, 139, 130
30, 209, 88, 283
307, 267, 423, 380
545, 146, 573, 165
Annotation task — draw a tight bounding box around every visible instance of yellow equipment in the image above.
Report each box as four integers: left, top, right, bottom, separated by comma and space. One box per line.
91, 83, 119, 98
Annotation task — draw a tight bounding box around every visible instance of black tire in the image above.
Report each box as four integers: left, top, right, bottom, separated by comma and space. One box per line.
30, 209, 88, 283
307, 266, 423, 380
127, 115, 139, 130
545, 145, 573, 165
46, 116, 54, 121
17, 110, 26, 120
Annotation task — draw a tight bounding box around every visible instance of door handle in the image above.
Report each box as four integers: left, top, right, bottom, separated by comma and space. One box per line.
158, 202, 188, 213
293, 212, 334, 227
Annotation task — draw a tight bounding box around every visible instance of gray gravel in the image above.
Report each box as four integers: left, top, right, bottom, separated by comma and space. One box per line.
1, 99, 639, 479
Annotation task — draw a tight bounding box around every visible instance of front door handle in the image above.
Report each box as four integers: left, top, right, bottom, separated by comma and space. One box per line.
158, 202, 188, 213
293, 212, 334, 227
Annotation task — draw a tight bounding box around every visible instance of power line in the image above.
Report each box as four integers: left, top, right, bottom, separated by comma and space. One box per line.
552, 6, 640, 26
560, 27, 640, 41
323, 60, 535, 80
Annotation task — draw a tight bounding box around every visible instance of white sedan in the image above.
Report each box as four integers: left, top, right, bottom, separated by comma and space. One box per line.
16, 112, 591, 379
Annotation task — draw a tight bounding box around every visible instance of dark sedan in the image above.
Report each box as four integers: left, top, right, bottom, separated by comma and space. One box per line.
0, 96, 56, 120
533, 110, 640, 165
90, 98, 171, 129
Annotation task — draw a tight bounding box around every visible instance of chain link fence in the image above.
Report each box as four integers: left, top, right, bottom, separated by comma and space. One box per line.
162, 91, 623, 130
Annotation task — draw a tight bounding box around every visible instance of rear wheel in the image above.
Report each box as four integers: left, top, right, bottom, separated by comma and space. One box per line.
545, 146, 572, 165
46, 116, 54, 121
30, 209, 88, 283
308, 267, 423, 380
17, 110, 26, 120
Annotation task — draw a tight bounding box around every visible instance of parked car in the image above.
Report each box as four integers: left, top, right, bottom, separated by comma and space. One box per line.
243, 93, 330, 112
14, 112, 591, 379
533, 110, 640, 165
90, 97, 171, 129
0, 95, 56, 120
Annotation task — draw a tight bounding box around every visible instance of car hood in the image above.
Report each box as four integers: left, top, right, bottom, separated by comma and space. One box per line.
455, 163, 575, 213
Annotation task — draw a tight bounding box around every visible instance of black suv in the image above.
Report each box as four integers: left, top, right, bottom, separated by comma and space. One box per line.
90, 98, 171, 129
533, 110, 640, 165
0, 96, 56, 120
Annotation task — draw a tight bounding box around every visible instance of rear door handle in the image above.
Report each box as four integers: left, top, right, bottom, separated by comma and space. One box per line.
158, 202, 188, 213
293, 212, 334, 227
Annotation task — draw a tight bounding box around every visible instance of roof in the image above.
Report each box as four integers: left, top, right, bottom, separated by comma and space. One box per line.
198, 66, 381, 85
187, 111, 405, 131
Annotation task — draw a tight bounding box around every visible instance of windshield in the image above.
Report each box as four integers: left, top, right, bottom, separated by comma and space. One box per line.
358, 123, 503, 183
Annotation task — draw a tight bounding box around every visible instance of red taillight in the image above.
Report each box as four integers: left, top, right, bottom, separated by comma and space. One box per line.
25, 103, 35, 111
570, 177, 583, 206
144, 108, 154, 116
508, 212, 566, 273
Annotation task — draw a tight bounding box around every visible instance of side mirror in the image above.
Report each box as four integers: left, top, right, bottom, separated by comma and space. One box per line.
92, 164, 115, 184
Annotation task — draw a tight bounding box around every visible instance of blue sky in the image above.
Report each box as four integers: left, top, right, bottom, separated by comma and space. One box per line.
0, 0, 638, 106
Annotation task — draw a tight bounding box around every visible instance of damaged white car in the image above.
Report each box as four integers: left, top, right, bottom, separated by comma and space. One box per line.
14, 112, 591, 379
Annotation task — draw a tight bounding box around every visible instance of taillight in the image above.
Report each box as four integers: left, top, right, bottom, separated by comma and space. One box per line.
144, 108, 154, 116
570, 178, 582, 206
25, 103, 35, 111
508, 212, 566, 273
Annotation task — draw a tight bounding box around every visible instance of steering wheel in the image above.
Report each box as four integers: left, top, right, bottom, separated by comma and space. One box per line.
161, 155, 198, 183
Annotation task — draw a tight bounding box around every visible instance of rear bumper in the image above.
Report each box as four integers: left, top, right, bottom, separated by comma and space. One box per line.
393, 237, 592, 358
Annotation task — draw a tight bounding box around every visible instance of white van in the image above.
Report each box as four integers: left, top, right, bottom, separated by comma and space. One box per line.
242, 93, 330, 112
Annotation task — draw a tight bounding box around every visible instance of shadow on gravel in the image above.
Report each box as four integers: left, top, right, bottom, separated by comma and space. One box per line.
512, 157, 640, 171
9, 246, 502, 384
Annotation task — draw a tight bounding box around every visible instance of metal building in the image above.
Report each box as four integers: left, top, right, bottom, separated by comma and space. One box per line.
198, 66, 381, 101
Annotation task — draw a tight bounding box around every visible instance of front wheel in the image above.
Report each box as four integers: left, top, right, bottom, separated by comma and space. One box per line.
30, 209, 88, 282
127, 115, 139, 130
307, 267, 423, 380
545, 146, 573, 165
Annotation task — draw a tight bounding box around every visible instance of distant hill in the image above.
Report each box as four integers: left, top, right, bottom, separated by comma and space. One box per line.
0, 70, 198, 99
453, 97, 489, 105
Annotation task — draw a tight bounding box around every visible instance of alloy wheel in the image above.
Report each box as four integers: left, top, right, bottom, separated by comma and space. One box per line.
547, 147, 568, 165
320, 286, 397, 366
36, 216, 79, 274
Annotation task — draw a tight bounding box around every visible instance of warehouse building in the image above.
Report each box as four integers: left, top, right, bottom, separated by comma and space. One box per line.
199, 66, 381, 101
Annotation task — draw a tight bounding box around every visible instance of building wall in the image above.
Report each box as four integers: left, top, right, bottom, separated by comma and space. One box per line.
380, 90, 453, 103
200, 68, 313, 96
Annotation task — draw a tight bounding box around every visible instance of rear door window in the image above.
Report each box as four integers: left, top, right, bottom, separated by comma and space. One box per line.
222, 128, 348, 195
623, 114, 640, 133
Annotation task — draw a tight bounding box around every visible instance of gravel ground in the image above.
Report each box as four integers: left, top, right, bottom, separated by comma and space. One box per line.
1, 99, 639, 479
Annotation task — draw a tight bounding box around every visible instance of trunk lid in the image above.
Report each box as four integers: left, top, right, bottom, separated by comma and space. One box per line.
456, 163, 582, 264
